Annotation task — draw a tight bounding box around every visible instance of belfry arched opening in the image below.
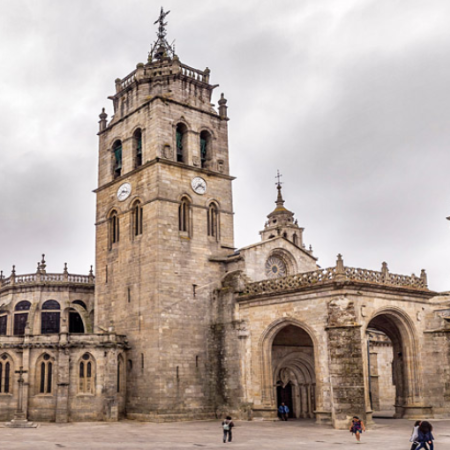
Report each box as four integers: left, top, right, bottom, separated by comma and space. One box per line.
272, 325, 316, 419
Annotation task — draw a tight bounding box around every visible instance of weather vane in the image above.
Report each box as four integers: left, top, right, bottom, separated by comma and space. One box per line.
149, 7, 175, 61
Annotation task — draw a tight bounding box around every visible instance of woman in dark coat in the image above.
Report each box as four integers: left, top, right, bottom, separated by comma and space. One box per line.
415, 421, 434, 450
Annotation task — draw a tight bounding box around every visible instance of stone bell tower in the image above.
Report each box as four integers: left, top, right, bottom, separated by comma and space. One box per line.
94, 8, 234, 420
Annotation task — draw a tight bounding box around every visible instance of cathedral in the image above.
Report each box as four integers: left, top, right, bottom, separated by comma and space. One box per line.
0, 10, 449, 429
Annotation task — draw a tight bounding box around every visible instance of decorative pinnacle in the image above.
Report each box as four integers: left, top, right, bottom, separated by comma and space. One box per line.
275, 170, 285, 207
149, 7, 175, 61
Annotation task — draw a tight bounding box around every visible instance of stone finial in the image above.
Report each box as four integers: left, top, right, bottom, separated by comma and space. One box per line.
10, 265, 16, 285
89, 265, 94, 283
420, 269, 428, 287
63, 263, 68, 274
218, 93, 228, 119
203, 67, 210, 83
115, 78, 122, 93
99, 108, 108, 132
309, 245, 313, 252
335, 254, 345, 279
381, 261, 389, 282
39, 254, 46, 273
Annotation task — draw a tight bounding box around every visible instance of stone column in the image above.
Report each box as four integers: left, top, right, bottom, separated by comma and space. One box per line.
55, 347, 70, 423
307, 384, 313, 418
327, 297, 367, 429
300, 384, 308, 418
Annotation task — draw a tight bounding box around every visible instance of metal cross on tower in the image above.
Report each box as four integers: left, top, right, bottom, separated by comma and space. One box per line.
149, 7, 175, 61
275, 170, 283, 188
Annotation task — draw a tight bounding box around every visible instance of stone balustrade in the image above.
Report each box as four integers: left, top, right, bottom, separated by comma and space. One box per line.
115, 60, 210, 93
242, 256, 428, 297
0, 270, 94, 290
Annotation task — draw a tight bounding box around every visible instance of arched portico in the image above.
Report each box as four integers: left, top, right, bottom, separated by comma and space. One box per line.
259, 318, 323, 420
364, 307, 429, 419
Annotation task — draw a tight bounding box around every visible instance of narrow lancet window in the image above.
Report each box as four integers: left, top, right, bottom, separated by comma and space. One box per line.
178, 198, 190, 233
176, 124, 187, 163
134, 129, 142, 168
113, 140, 122, 178
207, 203, 219, 238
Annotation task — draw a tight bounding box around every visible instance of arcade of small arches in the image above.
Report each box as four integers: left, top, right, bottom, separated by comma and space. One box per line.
0, 299, 90, 336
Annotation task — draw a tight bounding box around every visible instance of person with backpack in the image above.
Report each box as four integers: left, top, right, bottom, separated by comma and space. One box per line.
278, 402, 290, 421
349, 416, 366, 443
222, 415, 234, 443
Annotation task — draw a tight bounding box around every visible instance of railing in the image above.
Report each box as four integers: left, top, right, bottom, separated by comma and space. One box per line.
115, 60, 210, 94
180, 63, 209, 82
119, 70, 136, 91
243, 267, 336, 296
242, 256, 428, 297
0, 272, 94, 289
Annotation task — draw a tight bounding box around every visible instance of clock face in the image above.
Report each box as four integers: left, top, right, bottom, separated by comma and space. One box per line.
265, 256, 287, 279
191, 177, 207, 195
117, 182, 132, 201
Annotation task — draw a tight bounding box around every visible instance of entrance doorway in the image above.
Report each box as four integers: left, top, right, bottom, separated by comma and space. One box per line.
277, 384, 294, 418
366, 311, 418, 419
272, 324, 316, 419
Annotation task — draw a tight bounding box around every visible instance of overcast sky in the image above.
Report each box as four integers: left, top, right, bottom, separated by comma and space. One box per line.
0, 0, 449, 291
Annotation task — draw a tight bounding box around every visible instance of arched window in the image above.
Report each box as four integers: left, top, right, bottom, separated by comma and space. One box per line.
178, 197, 191, 233
112, 140, 122, 178
199, 131, 211, 169
0, 354, 12, 394
132, 200, 143, 236
109, 210, 119, 245
0, 315, 7, 336
134, 129, 142, 168
69, 309, 85, 334
14, 301, 31, 336
79, 353, 95, 394
292, 234, 298, 246
207, 203, 219, 238
41, 300, 60, 334
176, 124, 187, 163
37, 353, 53, 394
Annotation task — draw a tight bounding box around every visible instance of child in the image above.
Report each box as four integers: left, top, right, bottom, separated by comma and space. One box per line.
222, 415, 234, 443
349, 416, 366, 443
415, 421, 434, 450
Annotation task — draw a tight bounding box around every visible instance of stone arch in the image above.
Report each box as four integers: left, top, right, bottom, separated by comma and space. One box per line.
259, 317, 323, 417
267, 248, 298, 277
65, 303, 88, 333
364, 306, 423, 418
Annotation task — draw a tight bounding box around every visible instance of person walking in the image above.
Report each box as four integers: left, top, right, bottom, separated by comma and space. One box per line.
278, 402, 289, 421
222, 415, 234, 443
415, 421, 434, 450
349, 416, 366, 443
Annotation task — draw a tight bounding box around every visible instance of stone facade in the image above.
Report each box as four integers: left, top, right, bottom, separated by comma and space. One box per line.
1, 11, 450, 429
0, 258, 127, 422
